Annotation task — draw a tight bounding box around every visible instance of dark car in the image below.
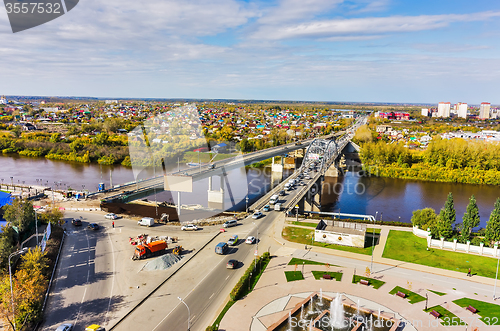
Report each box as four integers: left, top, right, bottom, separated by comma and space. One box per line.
72, 219, 82, 226
88, 223, 99, 230
279, 190, 286, 196
226, 259, 238, 269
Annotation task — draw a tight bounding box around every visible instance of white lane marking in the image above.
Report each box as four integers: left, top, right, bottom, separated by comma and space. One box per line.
225, 275, 230, 280
152, 251, 230, 331
209, 293, 215, 300
73, 229, 91, 327
104, 231, 116, 326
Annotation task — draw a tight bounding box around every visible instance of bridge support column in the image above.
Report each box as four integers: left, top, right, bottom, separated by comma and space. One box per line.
324, 162, 340, 178
177, 191, 181, 216
207, 175, 224, 210
271, 157, 283, 174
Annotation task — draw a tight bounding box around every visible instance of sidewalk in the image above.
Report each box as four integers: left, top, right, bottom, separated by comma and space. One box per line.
219, 255, 478, 331
279, 216, 498, 286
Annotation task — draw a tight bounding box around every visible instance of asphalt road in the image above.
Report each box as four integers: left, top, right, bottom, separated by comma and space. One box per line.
151, 212, 280, 331
42, 212, 115, 331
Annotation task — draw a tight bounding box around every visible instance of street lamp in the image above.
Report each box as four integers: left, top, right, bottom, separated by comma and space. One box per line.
246, 196, 249, 213
9, 248, 28, 330
10, 176, 13, 186
177, 296, 191, 331
494, 248, 499, 299
371, 211, 378, 273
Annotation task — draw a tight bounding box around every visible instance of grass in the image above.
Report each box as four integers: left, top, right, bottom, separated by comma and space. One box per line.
389, 286, 426, 304
382, 230, 500, 278
312, 271, 342, 281
424, 305, 466, 326
289, 221, 319, 228
288, 258, 340, 266
282, 226, 374, 255
428, 290, 447, 296
366, 228, 381, 234
285, 271, 304, 282
352, 275, 385, 289
453, 298, 500, 325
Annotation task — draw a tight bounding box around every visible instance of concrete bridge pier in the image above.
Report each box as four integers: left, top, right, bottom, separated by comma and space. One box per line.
271, 156, 284, 173
207, 175, 225, 210
324, 161, 340, 177
304, 179, 322, 212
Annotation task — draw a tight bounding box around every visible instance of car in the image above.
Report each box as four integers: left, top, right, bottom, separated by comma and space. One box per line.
279, 190, 286, 196
181, 224, 198, 231
263, 205, 270, 211
105, 213, 118, 220
252, 211, 263, 219
87, 223, 99, 230
246, 236, 256, 244
223, 219, 238, 228
56, 324, 73, 331
72, 218, 82, 226
305, 175, 311, 180
226, 259, 238, 269
227, 235, 238, 246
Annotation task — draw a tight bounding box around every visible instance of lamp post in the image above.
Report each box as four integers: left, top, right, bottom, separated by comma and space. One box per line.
494, 249, 499, 299
10, 176, 13, 187
371, 211, 378, 273
177, 296, 191, 331
246, 196, 249, 213
9, 248, 28, 330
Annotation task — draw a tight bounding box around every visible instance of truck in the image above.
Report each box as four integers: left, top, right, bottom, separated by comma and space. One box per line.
132, 240, 168, 260
138, 217, 155, 227
274, 203, 282, 211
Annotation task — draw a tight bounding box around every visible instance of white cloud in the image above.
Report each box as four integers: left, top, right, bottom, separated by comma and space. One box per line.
251, 11, 500, 40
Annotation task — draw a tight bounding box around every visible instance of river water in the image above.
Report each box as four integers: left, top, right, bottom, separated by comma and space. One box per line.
2, 155, 499, 228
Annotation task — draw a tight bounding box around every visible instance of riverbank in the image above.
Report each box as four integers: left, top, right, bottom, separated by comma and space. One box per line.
364, 163, 500, 185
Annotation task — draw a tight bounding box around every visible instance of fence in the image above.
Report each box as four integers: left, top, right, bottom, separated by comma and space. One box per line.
413, 226, 500, 258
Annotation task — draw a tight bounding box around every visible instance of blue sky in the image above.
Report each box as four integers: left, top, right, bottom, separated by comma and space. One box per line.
1, 0, 500, 104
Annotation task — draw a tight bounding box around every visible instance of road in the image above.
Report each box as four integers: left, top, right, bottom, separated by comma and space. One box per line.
42, 212, 115, 331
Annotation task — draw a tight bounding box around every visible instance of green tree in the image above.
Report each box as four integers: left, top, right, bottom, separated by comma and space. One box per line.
2, 200, 34, 233
460, 195, 480, 243
436, 209, 453, 239
485, 198, 500, 247
437, 192, 456, 239
411, 208, 439, 237
38, 207, 64, 225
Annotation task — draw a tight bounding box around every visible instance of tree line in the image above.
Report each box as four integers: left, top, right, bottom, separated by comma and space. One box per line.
0, 199, 63, 330
359, 138, 500, 185
411, 192, 500, 247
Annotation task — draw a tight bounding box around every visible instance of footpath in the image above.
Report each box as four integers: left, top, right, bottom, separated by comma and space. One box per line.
278, 216, 498, 286
218, 214, 499, 331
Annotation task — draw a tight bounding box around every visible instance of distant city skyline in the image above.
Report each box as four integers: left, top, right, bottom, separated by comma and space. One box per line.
1, 0, 500, 103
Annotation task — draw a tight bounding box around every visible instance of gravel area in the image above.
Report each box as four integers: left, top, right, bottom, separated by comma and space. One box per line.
141, 253, 183, 271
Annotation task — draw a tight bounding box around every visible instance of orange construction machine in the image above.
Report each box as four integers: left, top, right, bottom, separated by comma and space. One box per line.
132, 240, 168, 260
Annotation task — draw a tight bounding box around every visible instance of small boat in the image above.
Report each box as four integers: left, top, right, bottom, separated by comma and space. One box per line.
186, 162, 200, 167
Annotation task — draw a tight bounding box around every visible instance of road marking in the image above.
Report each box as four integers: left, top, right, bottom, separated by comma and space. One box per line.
209, 293, 215, 300
225, 275, 230, 280
104, 231, 116, 327
151, 251, 230, 331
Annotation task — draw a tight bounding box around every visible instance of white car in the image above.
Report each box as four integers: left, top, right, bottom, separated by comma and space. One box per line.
252, 211, 263, 219
55, 324, 73, 331
246, 236, 256, 244
181, 224, 199, 231
105, 213, 118, 220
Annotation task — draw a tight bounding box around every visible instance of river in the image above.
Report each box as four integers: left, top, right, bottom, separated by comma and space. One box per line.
2, 155, 499, 228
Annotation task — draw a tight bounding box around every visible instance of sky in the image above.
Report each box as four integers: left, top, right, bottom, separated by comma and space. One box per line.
1, 0, 500, 104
